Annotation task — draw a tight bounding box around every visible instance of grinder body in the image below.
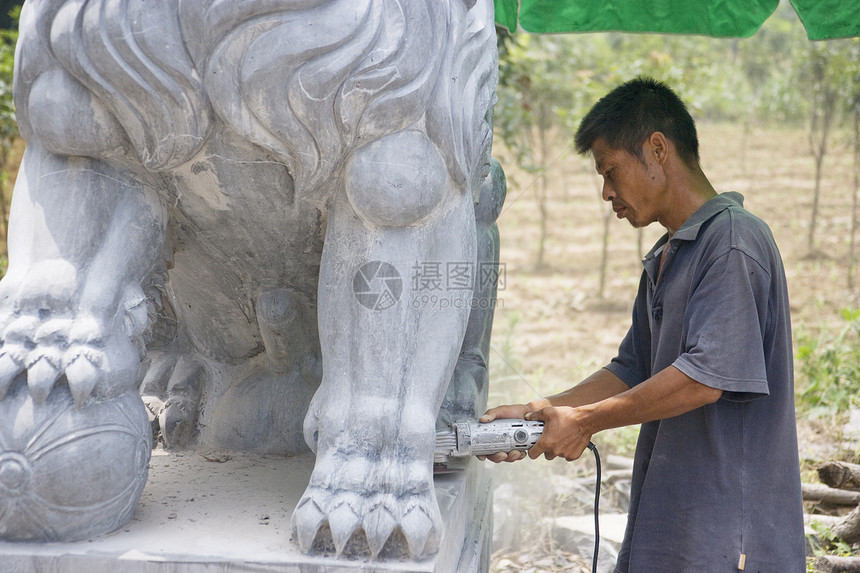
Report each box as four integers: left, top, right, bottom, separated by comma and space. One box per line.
435, 419, 544, 466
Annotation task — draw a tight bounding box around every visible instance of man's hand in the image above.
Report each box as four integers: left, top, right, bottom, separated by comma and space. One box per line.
525, 406, 592, 461
478, 401, 549, 463
479, 403, 531, 423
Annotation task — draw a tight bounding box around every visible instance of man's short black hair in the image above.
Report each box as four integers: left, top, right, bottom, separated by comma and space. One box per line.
574, 76, 700, 166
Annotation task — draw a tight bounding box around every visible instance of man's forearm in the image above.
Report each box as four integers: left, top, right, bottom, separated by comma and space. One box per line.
529, 368, 630, 411
575, 365, 723, 436
523, 365, 722, 461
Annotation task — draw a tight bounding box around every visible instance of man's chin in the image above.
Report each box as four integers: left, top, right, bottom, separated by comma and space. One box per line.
625, 211, 655, 229
615, 209, 647, 228
628, 217, 650, 229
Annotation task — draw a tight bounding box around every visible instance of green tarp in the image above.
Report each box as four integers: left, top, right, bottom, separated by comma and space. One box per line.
494, 0, 860, 40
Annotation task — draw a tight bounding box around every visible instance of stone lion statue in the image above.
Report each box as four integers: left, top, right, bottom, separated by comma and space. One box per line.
0, 0, 501, 562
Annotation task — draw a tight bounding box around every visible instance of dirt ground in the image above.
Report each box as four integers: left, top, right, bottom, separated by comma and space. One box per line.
485, 122, 858, 569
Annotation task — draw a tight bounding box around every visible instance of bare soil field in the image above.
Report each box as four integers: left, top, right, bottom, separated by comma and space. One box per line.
485, 122, 858, 569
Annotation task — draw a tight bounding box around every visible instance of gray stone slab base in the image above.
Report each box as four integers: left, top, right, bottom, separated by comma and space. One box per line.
0, 450, 492, 573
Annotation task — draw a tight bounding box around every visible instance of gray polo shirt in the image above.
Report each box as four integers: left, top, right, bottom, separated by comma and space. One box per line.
606, 192, 805, 572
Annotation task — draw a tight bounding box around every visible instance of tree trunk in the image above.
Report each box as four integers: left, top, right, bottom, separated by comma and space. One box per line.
598, 204, 612, 299
587, 167, 611, 299
819, 461, 860, 491
849, 107, 859, 291
0, 143, 8, 261
536, 169, 547, 269
807, 62, 836, 254
534, 107, 550, 270
809, 151, 824, 252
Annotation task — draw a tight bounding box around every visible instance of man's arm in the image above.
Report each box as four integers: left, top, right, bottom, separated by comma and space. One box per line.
527, 365, 722, 461
480, 367, 630, 422
478, 368, 630, 462
538, 368, 632, 409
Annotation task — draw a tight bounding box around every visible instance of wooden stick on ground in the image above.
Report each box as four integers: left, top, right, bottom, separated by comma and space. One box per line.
803, 483, 860, 506
814, 555, 860, 573
832, 503, 860, 546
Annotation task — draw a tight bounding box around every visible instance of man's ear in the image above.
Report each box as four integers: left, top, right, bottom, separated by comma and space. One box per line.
648, 132, 670, 166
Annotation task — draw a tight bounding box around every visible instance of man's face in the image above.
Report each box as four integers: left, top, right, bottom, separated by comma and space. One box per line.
591, 136, 666, 229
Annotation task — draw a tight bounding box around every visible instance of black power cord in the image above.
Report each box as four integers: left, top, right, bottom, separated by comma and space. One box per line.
586, 441, 601, 572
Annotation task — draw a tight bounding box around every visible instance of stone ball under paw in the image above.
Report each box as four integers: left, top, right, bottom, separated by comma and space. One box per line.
0, 380, 151, 542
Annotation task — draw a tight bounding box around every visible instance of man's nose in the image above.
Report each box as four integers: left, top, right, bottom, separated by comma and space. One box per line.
602, 181, 614, 202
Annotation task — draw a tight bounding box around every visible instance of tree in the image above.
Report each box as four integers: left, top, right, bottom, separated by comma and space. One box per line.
0, 7, 18, 271
491, 14, 823, 295
736, 5, 808, 172
804, 43, 839, 253
843, 39, 860, 290
798, 39, 860, 255
495, 32, 582, 269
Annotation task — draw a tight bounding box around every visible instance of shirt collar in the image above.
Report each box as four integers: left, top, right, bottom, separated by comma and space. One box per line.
671, 191, 744, 242
641, 192, 744, 278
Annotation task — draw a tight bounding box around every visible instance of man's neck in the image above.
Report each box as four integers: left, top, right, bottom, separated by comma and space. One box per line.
659, 165, 717, 235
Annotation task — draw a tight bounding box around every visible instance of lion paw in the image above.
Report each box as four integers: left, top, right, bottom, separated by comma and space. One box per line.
139, 351, 204, 448
291, 457, 442, 559
0, 312, 141, 407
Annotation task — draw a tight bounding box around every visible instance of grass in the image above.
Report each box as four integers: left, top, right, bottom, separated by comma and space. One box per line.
795, 308, 860, 418
806, 521, 860, 573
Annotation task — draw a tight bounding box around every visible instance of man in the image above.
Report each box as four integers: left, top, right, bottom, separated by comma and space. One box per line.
482, 77, 805, 571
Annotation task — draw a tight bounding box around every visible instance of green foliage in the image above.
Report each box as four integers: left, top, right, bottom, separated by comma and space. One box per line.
600, 425, 640, 458
795, 308, 860, 417
0, 10, 16, 144
797, 38, 860, 120
738, 5, 810, 124
495, 33, 582, 173
494, 7, 859, 160
0, 7, 18, 271
807, 520, 860, 561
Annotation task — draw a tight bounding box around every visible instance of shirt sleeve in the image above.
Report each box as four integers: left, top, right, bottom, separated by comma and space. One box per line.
606, 274, 651, 388
673, 247, 771, 400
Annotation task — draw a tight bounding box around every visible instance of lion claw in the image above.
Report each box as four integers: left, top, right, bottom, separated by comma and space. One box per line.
291, 477, 442, 560
402, 504, 439, 557
0, 353, 24, 400
292, 497, 326, 553
329, 500, 362, 556
26, 356, 62, 404
65, 353, 101, 407
364, 502, 398, 557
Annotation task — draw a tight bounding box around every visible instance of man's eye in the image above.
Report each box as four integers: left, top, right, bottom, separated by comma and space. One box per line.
604, 169, 614, 180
